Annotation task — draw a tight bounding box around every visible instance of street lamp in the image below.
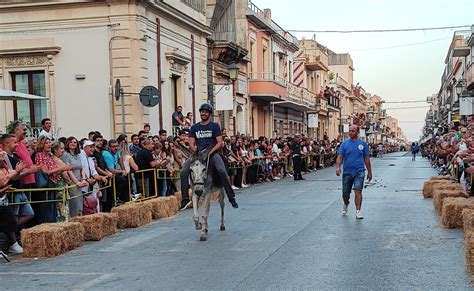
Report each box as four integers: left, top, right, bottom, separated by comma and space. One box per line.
228, 63, 240, 81
455, 80, 465, 97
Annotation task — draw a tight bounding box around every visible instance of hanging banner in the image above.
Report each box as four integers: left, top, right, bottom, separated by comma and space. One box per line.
215, 84, 233, 111
308, 113, 318, 128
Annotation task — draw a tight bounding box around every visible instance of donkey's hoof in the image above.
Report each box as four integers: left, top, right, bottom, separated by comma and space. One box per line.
205, 228, 208, 234
200, 235, 207, 241
220, 225, 226, 231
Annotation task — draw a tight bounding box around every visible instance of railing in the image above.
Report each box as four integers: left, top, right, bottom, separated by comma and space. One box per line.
249, 72, 286, 86
247, 0, 266, 18
316, 98, 328, 112
328, 96, 340, 108
270, 20, 298, 46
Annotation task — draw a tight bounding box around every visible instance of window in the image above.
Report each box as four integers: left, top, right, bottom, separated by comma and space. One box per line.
170, 75, 180, 111
11, 71, 47, 128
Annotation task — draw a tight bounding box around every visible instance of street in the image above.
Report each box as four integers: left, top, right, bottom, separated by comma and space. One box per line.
0, 152, 471, 290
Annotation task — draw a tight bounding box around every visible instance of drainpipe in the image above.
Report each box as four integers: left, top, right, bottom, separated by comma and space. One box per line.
191, 34, 196, 123
156, 17, 163, 129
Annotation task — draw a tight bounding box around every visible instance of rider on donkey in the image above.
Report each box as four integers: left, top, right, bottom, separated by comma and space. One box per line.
179, 103, 239, 210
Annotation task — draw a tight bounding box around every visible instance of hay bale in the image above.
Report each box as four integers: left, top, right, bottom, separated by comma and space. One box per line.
111, 203, 152, 229
174, 191, 182, 204
463, 209, 474, 234
433, 189, 469, 215
71, 213, 118, 241
441, 197, 474, 228
466, 232, 474, 273
430, 176, 452, 181
423, 180, 458, 198
144, 196, 179, 219
21, 222, 84, 257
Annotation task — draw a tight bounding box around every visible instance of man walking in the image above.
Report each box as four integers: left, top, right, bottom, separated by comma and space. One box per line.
336, 125, 372, 219
179, 103, 238, 210
290, 135, 304, 180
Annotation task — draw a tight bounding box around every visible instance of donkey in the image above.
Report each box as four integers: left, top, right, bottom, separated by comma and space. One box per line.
188, 148, 226, 241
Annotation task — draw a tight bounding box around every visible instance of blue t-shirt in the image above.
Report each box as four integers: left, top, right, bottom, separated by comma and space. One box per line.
338, 139, 369, 175
102, 150, 121, 170
189, 121, 221, 151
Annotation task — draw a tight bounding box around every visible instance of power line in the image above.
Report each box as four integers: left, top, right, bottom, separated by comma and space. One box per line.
385, 105, 431, 110
287, 25, 471, 33
352, 38, 450, 51
383, 100, 428, 104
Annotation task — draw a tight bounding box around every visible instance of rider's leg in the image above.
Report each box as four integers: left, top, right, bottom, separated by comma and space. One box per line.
179, 159, 192, 209
210, 154, 238, 208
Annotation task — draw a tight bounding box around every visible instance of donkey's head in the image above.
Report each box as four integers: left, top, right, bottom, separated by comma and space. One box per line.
189, 147, 212, 196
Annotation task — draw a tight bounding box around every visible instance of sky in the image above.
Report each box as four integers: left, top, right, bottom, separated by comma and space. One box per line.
253, 0, 473, 141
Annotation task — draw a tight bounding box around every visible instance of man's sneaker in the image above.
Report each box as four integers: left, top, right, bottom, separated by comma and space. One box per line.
288, 173, 293, 177
242, 184, 249, 188
342, 203, 349, 215
131, 193, 141, 201
229, 198, 239, 208
274, 176, 281, 180
9, 242, 23, 254
355, 210, 364, 219
180, 199, 192, 211
231, 185, 239, 190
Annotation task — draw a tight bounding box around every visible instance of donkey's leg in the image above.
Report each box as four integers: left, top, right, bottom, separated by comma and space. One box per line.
192, 193, 201, 230
219, 188, 225, 231
200, 194, 211, 241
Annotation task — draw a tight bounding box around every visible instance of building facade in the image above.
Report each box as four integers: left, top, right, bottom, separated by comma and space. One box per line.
0, 0, 210, 138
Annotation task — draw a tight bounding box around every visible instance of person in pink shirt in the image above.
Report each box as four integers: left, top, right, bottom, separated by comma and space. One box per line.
10, 121, 41, 186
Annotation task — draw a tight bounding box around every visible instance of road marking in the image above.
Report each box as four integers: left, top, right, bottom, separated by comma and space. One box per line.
99, 228, 172, 252
73, 273, 115, 290
0, 271, 100, 276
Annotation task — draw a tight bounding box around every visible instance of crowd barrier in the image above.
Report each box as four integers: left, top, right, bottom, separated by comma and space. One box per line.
4, 153, 336, 219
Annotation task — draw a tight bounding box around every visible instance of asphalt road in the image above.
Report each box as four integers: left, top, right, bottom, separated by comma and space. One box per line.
0, 152, 472, 290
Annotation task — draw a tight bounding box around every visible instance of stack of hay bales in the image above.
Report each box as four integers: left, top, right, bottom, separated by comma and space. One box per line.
144, 196, 179, 220
462, 209, 474, 272
71, 213, 118, 241
111, 202, 152, 229
441, 198, 474, 228
422, 177, 459, 198
21, 222, 85, 257
433, 188, 468, 215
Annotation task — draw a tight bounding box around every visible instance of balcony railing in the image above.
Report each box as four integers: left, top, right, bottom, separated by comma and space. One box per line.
249, 72, 286, 86
316, 98, 328, 112
328, 95, 340, 109
466, 62, 474, 89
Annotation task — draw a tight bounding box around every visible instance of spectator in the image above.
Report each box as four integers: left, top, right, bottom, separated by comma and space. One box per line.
184, 112, 193, 129
135, 139, 161, 197
38, 118, 53, 139
129, 134, 141, 156
10, 120, 40, 188
119, 140, 139, 199
35, 136, 71, 223
144, 124, 151, 136
138, 130, 147, 139
172, 106, 185, 135
0, 163, 23, 254
1, 134, 33, 229
102, 139, 128, 205
159, 129, 167, 142
82, 140, 107, 213
61, 137, 88, 217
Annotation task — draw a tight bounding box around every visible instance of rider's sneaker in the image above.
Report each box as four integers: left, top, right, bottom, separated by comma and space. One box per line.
180, 199, 192, 211
229, 198, 239, 208
342, 203, 349, 215
9, 242, 23, 254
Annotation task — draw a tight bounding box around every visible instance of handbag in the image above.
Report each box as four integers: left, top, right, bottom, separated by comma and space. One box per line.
35, 171, 52, 188
82, 194, 98, 215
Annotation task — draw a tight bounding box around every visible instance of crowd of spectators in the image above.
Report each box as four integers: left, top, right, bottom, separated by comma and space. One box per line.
0, 112, 396, 255
421, 115, 474, 196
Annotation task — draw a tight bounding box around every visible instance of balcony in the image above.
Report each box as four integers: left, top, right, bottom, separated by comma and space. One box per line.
467, 62, 474, 90
316, 98, 328, 115
249, 72, 287, 102
305, 51, 329, 71
327, 95, 340, 112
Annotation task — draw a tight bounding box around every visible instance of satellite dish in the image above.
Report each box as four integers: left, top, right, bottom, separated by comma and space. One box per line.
139, 86, 160, 107
114, 79, 122, 101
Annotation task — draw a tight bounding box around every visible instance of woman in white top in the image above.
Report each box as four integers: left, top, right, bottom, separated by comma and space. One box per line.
119, 141, 139, 197
184, 112, 193, 129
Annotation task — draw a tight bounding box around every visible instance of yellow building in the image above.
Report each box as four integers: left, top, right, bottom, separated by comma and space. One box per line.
0, 0, 211, 138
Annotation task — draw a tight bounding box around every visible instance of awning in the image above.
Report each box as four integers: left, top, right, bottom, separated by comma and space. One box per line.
272, 100, 313, 112
0, 89, 49, 101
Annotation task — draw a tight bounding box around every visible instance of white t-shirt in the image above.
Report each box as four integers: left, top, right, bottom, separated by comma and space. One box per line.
39, 129, 53, 139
